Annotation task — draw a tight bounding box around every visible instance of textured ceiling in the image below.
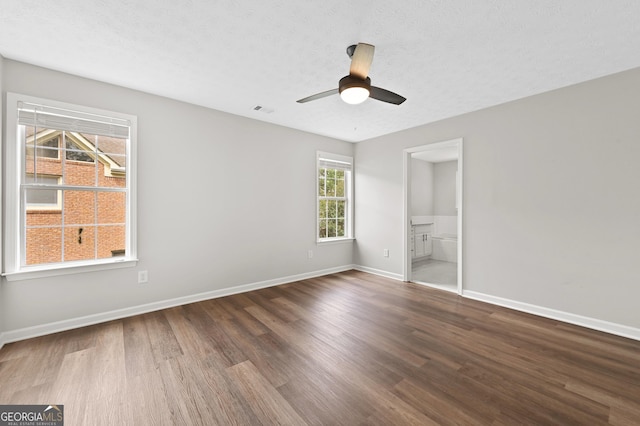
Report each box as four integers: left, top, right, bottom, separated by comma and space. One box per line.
2, 1, 640, 142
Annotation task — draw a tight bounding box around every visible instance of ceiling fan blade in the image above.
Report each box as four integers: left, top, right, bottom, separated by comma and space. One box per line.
369, 86, 406, 105
349, 43, 375, 79
296, 88, 339, 103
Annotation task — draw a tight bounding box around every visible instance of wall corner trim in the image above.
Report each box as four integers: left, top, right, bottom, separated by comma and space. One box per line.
0, 264, 356, 345
463, 290, 640, 342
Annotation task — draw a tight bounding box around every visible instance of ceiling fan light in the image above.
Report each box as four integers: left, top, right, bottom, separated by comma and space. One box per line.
338, 76, 372, 105
340, 87, 370, 104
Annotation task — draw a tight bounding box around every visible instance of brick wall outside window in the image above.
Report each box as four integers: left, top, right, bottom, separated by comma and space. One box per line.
25, 158, 126, 265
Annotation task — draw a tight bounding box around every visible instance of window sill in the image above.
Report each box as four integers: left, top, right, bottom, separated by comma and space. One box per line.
317, 237, 355, 245
3, 258, 138, 282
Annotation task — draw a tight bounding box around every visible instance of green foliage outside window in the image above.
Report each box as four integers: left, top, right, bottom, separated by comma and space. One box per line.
318, 167, 346, 239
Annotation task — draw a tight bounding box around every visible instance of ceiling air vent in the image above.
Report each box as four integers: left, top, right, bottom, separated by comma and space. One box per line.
252, 105, 274, 114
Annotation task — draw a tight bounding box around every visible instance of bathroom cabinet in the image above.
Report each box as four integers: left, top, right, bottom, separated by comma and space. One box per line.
411, 224, 432, 259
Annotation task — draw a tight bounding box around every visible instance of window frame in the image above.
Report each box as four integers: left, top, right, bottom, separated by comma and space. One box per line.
316, 151, 354, 243
3, 92, 138, 281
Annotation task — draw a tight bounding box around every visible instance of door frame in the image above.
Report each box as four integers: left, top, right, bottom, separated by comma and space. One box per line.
402, 138, 463, 295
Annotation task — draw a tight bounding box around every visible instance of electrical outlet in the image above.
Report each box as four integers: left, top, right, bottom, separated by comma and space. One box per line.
308, 250, 314, 259
383, 249, 389, 257
138, 270, 148, 283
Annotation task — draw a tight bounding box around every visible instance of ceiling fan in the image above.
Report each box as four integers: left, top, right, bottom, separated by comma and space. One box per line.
296, 43, 406, 106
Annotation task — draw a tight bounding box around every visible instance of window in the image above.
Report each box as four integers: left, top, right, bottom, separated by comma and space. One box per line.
4, 93, 137, 280
317, 152, 353, 241
25, 174, 62, 210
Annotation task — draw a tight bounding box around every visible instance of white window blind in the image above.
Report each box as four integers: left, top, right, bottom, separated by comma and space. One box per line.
317, 157, 352, 172
18, 101, 130, 139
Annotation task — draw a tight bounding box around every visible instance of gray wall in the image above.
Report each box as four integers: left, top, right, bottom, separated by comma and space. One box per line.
1, 59, 353, 334
2, 57, 639, 340
354, 67, 640, 329
410, 158, 433, 216
0, 54, 4, 343
433, 160, 457, 216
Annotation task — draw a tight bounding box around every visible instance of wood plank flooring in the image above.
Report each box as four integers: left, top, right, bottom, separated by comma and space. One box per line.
1, 270, 639, 425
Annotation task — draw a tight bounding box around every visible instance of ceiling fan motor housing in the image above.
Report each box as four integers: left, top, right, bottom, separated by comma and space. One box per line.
339, 75, 372, 94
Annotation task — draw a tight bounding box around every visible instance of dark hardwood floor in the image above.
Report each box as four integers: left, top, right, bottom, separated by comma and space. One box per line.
1, 270, 639, 425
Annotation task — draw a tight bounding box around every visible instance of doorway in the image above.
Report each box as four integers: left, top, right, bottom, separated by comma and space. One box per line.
403, 138, 463, 294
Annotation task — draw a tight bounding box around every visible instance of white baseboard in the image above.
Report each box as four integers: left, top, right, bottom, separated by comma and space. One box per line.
0, 264, 355, 345
4, 267, 638, 346
463, 290, 640, 341
352, 265, 404, 281
349, 264, 640, 341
